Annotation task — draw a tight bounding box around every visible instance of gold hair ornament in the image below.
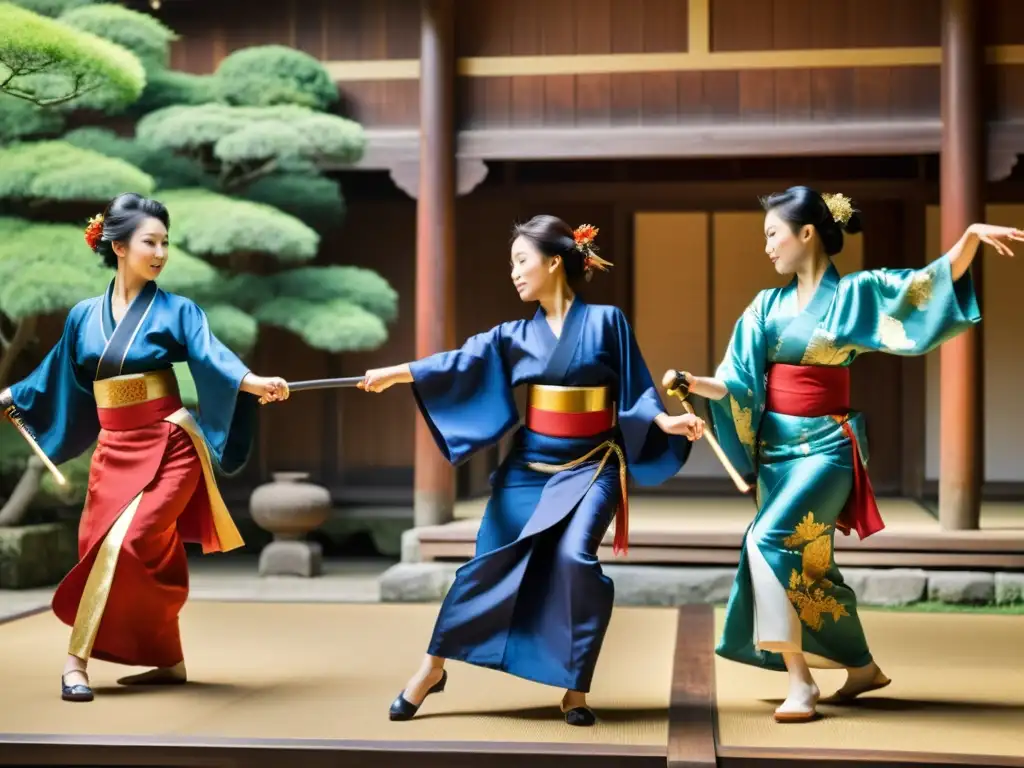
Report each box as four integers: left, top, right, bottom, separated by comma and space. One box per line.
822, 193, 854, 227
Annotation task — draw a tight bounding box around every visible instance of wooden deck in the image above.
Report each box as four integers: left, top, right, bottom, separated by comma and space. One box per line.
415, 497, 1024, 569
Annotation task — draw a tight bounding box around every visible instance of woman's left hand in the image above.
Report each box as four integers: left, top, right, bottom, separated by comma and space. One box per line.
255, 376, 291, 405
970, 224, 1024, 257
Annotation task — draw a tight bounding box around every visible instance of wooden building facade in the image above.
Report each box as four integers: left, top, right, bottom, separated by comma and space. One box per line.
157, 0, 1024, 530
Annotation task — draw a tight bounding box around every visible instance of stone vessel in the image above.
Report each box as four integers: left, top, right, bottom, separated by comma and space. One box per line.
249, 471, 331, 577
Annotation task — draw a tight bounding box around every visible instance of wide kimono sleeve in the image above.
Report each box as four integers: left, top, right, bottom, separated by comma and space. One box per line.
610, 308, 691, 486
843, 252, 981, 355
179, 300, 257, 475
707, 293, 769, 483
0, 303, 98, 465
409, 324, 519, 466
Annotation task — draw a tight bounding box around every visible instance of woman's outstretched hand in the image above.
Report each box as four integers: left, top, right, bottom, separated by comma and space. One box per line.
250, 375, 290, 406
970, 224, 1023, 257
358, 365, 411, 393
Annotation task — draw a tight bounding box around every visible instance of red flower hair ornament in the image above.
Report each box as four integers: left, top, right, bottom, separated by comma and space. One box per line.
572, 223, 613, 282
84, 213, 104, 252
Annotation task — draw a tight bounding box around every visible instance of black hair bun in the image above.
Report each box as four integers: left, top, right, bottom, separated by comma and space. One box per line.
842, 209, 863, 236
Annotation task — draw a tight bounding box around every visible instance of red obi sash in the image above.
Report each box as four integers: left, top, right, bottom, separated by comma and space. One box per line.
765, 364, 884, 540
525, 385, 631, 554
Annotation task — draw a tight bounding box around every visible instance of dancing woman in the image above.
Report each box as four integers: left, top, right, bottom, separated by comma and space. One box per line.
678, 186, 1019, 722
360, 215, 702, 725
0, 193, 291, 702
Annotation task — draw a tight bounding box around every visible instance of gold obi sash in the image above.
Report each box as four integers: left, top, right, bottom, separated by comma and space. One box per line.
93, 368, 180, 410
92, 370, 244, 553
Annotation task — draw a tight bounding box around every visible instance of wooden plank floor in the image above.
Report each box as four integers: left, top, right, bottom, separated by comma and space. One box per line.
416, 498, 1024, 568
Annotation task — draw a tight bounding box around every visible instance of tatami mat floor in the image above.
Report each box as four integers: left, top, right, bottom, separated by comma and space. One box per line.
0, 602, 675, 746
714, 607, 1024, 759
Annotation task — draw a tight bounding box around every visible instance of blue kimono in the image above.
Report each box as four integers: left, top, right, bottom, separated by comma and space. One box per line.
410, 298, 690, 692
3, 278, 254, 475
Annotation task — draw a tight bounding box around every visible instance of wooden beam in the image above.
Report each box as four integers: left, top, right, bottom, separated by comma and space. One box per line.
323, 45, 1024, 81
413, 0, 457, 529
338, 120, 1024, 171
687, 0, 710, 56
938, 0, 984, 532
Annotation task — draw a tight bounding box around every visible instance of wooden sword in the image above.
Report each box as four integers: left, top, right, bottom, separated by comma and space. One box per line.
661, 369, 751, 494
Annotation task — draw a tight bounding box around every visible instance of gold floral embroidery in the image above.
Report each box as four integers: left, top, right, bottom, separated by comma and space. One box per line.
878, 314, 914, 351
784, 512, 849, 631
906, 269, 933, 310
730, 396, 755, 449
784, 512, 829, 547
799, 328, 857, 366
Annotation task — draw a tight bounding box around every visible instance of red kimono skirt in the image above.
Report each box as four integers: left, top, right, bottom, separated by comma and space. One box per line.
51, 369, 244, 668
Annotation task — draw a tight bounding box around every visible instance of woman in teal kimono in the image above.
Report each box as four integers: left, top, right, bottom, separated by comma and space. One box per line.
679, 186, 1021, 722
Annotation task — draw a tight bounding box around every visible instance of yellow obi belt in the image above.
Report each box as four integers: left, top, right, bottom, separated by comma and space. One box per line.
94, 370, 183, 430
525, 384, 615, 438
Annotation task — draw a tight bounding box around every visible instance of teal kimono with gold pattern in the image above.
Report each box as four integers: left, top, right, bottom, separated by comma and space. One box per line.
709, 254, 979, 670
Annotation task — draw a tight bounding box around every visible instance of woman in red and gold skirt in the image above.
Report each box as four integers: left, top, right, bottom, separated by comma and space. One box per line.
1, 193, 291, 701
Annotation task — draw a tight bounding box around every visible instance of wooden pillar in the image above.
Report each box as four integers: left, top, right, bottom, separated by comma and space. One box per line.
938, 0, 984, 530
414, 0, 456, 528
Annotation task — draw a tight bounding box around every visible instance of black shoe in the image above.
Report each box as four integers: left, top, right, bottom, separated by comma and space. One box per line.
388, 669, 447, 721
564, 706, 597, 726
62, 672, 94, 703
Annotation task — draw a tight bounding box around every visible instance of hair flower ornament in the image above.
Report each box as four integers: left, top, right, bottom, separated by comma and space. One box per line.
84, 213, 104, 252
573, 223, 613, 281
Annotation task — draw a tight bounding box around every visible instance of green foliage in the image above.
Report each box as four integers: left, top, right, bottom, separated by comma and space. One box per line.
63, 126, 211, 190
199, 302, 258, 358
159, 188, 319, 262
59, 3, 177, 70
240, 172, 345, 232
0, 420, 93, 507
135, 104, 364, 186
0, 140, 154, 202
271, 266, 398, 324
181, 266, 398, 354
0, 2, 145, 109
0, 217, 222, 320
40, 445, 92, 504
256, 297, 388, 353
0, 219, 110, 319
0, 92, 64, 142
215, 45, 338, 111
152, 245, 219, 295
253, 267, 398, 352
9, 0, 94, 17
134, 68, 218, 113
0, 216, 31, 238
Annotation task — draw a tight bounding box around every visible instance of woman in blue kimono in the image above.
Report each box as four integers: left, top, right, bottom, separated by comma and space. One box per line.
0, 192, 290, 702
678, 186, 1020, 723
360, 215, 702, 726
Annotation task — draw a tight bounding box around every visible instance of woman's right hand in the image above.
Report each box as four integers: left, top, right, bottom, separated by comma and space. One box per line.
657, 413, 706, 441
359, 366, 407, 393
